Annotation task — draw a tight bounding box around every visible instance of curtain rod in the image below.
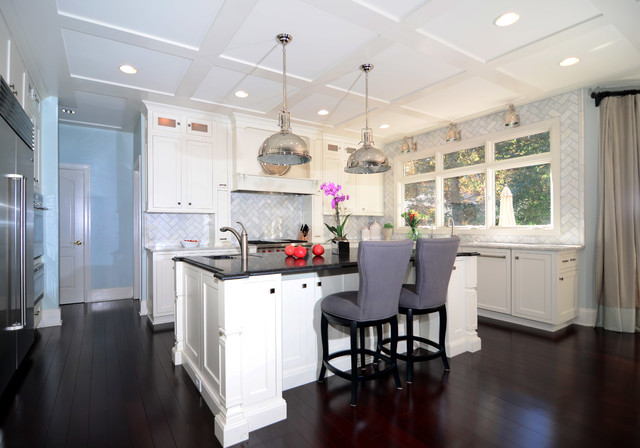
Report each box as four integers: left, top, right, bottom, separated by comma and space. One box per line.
591, 89, 640, 107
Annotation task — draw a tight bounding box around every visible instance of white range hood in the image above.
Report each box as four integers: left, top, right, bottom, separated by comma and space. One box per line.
233, 173, 320, 195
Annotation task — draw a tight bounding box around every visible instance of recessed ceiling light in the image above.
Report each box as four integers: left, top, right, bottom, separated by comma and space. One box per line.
119, 64, 138, 74
316, 109, 329, 116
235, 90, 249, 98
558, 56, 581, 67
494, 12, 520, 27
379, 124, 390, 129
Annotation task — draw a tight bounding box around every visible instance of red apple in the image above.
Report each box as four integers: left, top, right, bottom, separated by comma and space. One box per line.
284, 244, 296, 256
312, 244, 325, 256
293, 246, 307, 258
284, 256, 295, 267
294, 258, 307, 267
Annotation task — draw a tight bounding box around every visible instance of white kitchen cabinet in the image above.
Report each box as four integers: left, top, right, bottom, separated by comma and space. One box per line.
8, 40, 25, 106
476, 248, 511, 314
322, 137, 384, 216
474, 246, 579, 330
146, 251, 177, 326
182, 264, 202, 368
145, 102, 226, 213
0, 19, 9, 81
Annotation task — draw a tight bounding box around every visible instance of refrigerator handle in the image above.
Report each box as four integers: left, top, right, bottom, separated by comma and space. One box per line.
5, 173, 26, 330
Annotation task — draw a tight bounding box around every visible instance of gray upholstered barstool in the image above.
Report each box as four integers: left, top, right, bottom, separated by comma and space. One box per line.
381, 237, 459, 383
317, 240, 413, 406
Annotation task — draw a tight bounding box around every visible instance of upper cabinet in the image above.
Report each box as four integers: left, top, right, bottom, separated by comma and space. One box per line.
322, 136, 384, 216
144, 102, 231, 213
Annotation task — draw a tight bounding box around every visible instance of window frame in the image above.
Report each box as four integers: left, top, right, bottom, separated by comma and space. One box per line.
394, 118, 561, 236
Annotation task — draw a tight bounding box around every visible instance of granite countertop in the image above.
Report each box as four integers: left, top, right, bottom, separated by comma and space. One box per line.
145, 245, 252, 254
174, 250, 479, 280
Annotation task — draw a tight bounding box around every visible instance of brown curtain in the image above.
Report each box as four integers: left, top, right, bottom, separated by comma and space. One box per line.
595, 94, 640, 332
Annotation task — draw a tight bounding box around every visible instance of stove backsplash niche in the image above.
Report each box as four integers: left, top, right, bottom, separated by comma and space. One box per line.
231, 191, 307, 240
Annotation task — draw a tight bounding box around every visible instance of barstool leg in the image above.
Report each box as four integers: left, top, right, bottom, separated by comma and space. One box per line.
318, 313, 328, 382
390, 316, 402, 390
375, 324, 383, 357
439, 305, 450, 371
406, 308, 414, 383
359, 327, 366, 371
350, 321, 358, 406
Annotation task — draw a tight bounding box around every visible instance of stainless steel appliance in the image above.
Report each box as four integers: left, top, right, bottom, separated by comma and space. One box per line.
248, 239, 312, 254
1, 76, 35, 395
33, 192, 46, 259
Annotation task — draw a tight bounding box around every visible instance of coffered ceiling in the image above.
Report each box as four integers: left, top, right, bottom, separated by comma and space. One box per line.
2, 0, 639, 140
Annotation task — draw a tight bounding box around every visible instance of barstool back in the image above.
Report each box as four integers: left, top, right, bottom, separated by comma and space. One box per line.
413, 237, 460, 309
357, 240, 413, 321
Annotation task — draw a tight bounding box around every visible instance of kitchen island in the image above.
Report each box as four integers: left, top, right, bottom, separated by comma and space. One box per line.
172, 249, 480, 447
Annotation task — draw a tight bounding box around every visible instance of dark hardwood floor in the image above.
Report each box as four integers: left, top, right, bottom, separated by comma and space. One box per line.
1, 299, 638, 448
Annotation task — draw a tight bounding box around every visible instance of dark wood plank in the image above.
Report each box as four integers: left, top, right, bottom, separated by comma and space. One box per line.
2, 299, 639, 448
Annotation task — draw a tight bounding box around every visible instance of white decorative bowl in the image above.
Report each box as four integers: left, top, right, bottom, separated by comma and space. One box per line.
181, 239, 199, 248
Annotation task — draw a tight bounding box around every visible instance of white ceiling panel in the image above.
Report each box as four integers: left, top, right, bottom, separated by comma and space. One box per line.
191, 65, 298, 113
401, 77, 521, 120
219, 0, 377, 81
351, 0, 428, 22
61, 90, 128, 129
288, 93, 364, 126
346, 110, 441, 139
56, 0, 224, 49
62, 29, 192, 95
327, 43, 463, 102
496, 25, 640, 91
417, 0, 602, 62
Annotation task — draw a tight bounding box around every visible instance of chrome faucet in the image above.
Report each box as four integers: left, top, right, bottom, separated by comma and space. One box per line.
447, 217, 455, 236
220, 222, 249, 264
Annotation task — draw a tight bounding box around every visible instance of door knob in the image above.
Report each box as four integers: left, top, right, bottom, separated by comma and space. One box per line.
72, 240, 82, 246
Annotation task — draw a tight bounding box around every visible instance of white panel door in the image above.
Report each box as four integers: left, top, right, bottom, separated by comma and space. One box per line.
512, 251, 552, 322
184, 139, 214, 211
477, 249, 511, 313
59, 166, 88, 304
149, 135, 181, 210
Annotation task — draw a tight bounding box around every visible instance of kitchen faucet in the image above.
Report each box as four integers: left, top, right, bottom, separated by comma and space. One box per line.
447, 217, 455, 237
220, 222, 249, 265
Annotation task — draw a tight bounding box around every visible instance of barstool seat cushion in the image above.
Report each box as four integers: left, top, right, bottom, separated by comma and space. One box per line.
398, 284, 419, 309
320, 291, 360, 320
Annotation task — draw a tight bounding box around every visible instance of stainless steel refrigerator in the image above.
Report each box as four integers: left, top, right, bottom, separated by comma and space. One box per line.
0, 75, 34, 395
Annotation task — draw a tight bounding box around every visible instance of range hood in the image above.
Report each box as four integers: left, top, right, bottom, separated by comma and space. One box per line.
233, 173, 320, 195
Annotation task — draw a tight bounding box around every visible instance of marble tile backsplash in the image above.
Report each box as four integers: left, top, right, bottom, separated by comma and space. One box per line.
231, 192, 306, 240
145, 213, 211, 248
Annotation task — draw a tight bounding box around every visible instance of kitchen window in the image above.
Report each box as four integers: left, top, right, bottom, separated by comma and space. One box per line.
395, 118, 560, 234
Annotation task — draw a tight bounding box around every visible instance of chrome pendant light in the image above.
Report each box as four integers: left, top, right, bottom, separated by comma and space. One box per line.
257, 33, 311, 166
344, 64, 390, 174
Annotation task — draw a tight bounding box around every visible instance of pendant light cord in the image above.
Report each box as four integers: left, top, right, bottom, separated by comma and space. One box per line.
282, 42, 287, 112
364, 69, 369, 129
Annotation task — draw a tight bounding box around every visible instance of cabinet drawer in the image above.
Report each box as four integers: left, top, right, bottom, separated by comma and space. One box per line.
558, 252, 579, 272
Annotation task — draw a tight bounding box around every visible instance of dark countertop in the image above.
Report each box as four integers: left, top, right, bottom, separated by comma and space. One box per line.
174, 250, 479, 280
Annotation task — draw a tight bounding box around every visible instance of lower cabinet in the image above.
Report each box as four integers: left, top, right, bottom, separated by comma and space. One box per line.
476, 247, 579, 329
145, 248, 226, 326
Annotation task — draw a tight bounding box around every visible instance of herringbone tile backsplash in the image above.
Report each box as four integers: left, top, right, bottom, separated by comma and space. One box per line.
146, 213, 211, 248
230, 192, 306, 240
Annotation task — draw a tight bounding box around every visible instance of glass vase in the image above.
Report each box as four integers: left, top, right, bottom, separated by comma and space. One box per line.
408, 227, 420, 241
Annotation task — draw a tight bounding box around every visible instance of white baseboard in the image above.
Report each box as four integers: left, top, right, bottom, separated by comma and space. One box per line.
139, 299, 148, 316
38, 307, 62, 328
574, 307, 597, 327
90, 287, 133, 303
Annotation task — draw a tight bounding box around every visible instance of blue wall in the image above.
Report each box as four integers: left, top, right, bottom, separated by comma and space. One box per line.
59, 124, 134, 290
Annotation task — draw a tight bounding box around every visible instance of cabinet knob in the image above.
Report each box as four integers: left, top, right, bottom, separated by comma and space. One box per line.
189, 202, 192, 205
559, 277, 564, 281
178, 201, 181, 205
514, 256, 519, 260
270, 288, 275, 294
